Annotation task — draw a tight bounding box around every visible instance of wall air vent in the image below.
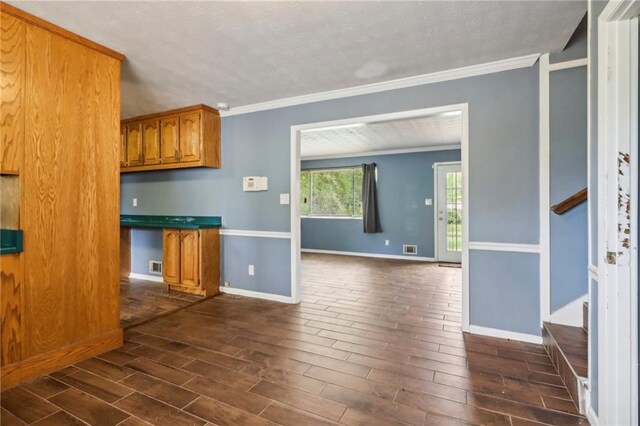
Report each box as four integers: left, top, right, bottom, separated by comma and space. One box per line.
149, 260, 163, 274
403, 245, 418, 255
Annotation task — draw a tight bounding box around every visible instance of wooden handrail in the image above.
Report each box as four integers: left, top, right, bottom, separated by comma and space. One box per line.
551, 188, 588, 215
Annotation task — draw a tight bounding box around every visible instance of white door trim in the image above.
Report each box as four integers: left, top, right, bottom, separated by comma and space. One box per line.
596, 1, 639, 424
434, 161, 462, 263
539, 54, 551, 326
290, 103, 470, 332
540, 53, 590, 327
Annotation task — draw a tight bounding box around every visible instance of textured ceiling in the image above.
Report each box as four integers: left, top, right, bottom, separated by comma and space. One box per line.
10, 1, 586, 118
301, 113, 462, 159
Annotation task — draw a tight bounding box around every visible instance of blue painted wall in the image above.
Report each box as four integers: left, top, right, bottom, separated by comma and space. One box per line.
130, 229, 163, 277
549, 66, 588, 312
222, 237, 291, 296
122, 63, 540, 333
301, 150, 461, 258
469, 250, 541, 336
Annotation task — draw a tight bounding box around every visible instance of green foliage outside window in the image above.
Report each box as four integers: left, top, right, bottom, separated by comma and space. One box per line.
301, 168, 363, 217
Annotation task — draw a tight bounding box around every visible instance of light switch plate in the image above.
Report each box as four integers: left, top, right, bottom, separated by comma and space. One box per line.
280, 193, 290, 205
133, 198, 138, 207
425, 198, 432, 206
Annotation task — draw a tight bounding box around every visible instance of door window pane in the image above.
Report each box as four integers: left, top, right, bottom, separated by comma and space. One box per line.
446, 171, 462, 251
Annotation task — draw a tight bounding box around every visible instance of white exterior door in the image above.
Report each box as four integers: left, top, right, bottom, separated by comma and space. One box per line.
436, 163, 462, 263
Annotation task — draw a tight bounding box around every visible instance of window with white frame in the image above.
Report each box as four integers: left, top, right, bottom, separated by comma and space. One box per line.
301, 167, 363, 217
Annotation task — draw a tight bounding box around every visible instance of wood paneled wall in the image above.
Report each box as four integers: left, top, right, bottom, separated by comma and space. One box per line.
0, 4, 124, 388
0, 10, 24, 174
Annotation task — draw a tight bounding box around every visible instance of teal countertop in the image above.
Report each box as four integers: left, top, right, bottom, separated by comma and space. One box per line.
120, 215, 222, 229
0, 229, 23, 254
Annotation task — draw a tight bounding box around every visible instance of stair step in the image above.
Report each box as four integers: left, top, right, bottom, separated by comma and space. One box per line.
582, 302, 588, 332
543, 322, 588, 414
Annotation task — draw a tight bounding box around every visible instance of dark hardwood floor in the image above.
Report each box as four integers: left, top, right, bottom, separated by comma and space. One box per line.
120, 277, 205, 329
1, 253, 587, 425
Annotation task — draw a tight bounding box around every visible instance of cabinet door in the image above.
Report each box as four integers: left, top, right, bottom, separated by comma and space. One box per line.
163, 229, 181, 285
142, 120, 160, 165
120, 126, 126, 167
180, 230, 199, 286
179, 112, 201, 162
160, 117, 179, 164
126, 123, 143, 166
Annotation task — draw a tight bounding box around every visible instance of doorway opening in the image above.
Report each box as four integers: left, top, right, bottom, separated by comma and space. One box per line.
290, 104, 469, 331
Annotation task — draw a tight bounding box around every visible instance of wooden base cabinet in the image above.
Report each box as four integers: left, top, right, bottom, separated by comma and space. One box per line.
163, 228, 220, 297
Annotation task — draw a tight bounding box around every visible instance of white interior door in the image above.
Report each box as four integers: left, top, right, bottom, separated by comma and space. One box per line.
436, 163, 462, 263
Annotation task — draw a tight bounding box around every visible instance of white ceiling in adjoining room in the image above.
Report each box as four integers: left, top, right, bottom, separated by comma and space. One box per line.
301, 113, 462, 159
9, 1, 586, 118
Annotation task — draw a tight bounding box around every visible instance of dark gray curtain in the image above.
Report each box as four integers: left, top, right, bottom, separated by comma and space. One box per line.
362, 163, 382, 233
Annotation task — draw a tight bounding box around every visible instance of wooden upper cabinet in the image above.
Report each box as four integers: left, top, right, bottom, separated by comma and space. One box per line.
179, 111, 201, 163
162, 229, 181, 285
0, 12, 25, 174
126, 123, 143, 167
142, 120, 160, 165
120, 126, 126, 167
160, 116, 179, 164
180, 230, 199, 286
120, 105, 220, 173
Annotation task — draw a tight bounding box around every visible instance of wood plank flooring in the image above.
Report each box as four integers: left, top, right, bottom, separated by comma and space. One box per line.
120, 277, 205, 329
1, 253, 587, 425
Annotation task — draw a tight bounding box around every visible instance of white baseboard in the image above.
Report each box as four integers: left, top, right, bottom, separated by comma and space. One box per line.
129, 272, 164, 283
219, 286, 295, 304
468, 325, 543, 344
587, 406, 598, 426
301, 248, 436, 262
549, 294, 588, 327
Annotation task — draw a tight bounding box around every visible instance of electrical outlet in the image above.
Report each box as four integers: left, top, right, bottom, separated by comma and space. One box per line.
224, 281, 230, 288
385, 240, 390, 246
133, 198, 138, 207
248, 265, 255, 276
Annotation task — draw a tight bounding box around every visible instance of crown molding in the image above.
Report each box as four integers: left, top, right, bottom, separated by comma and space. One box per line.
301, 144, 461, 161
548, 57, 588, 72
220, 53, 540, 117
